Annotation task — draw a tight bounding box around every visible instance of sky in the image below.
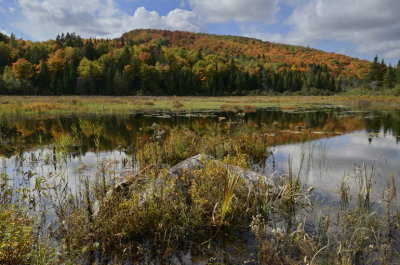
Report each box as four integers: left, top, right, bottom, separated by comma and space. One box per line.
1, 0, 400, 64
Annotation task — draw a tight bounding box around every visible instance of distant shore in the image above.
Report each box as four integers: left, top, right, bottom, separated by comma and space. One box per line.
0, 95, 399, 119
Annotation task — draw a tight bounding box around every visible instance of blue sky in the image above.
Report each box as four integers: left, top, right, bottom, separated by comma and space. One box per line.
1, 0, 400, 63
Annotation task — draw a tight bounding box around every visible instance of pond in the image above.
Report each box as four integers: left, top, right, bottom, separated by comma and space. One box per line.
2, 108, 399, 188
1, 107, 400, 263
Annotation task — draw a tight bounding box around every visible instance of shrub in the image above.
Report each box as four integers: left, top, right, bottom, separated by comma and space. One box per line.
0, 207, 34, 265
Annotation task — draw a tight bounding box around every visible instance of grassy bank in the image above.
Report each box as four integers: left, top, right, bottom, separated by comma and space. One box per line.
1, 95, 400, 119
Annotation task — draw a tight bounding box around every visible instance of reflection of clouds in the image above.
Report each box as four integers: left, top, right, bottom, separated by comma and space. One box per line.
268, 130, 400, 201
1, 149, 131, 193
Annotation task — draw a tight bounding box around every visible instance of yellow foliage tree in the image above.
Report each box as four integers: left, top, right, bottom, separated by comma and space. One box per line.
47, 49, 66, 74
11, 58, 34, 80
77, 57, 103, 79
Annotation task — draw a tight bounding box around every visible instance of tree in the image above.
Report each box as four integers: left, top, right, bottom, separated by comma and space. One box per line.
9, 33, 17, 48
118, 47, 131, 70
34, 60, 50, 93
77, 58, 103, 94
27, 43, 48, 64
0, 32, 9, 43
85, 39, 96, 60
383, 65, 396, 88
113, 71, 129, 95
12, 58, 34, 80
47, 49, 66, 75
0, 42, 12, 73
397, 60, 400, 84
78, 58, 102, 79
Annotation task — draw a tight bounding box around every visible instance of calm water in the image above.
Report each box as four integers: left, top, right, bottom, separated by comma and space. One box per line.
1, 108, 400, 196
1, 108, 400, 263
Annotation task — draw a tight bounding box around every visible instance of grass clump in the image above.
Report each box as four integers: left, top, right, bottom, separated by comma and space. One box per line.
136, 126, 270, 168
52, 153, 263, 262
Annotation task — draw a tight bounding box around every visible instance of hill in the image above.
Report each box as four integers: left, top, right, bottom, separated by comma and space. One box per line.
121, 29, 370, 79
1, 29, 393, 96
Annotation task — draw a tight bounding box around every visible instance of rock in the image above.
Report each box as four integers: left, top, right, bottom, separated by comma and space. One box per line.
93, 154, 269, 216
168, 154, 266, 187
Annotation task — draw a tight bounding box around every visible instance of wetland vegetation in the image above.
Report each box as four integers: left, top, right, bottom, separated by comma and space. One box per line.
1, 95, 400, 120
1, 106, 400, 264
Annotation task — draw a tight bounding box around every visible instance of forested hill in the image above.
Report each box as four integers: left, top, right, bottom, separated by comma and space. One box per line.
0, 29, 391, 96
121, 29, 370, 78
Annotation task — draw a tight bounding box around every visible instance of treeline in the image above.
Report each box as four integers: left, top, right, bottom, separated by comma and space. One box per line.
365, 55, 400, 89
0, 31, 375, 96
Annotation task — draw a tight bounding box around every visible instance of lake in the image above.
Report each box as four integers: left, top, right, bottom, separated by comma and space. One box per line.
1, 107, 400, 263
2, 108, 399, 190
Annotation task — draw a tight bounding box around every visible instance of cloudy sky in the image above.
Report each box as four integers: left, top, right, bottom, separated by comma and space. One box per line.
1, 0, 400, 63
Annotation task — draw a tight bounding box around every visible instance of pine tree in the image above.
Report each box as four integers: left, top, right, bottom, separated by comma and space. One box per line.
383, 64, 396, 88
85, 39, 96, 60
368, 55, 380, 82
397, 60, 400, 84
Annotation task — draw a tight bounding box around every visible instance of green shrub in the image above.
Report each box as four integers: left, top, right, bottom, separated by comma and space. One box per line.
0, 206, 34, 265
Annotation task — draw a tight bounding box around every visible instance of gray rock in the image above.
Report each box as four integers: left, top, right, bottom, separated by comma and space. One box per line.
168, 154, 267, 187
93, 154, 270, 216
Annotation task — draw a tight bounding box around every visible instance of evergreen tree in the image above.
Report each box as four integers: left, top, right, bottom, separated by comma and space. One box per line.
383, 65, 396, 88
397, 60, 400, 84
85, 39, 96, 60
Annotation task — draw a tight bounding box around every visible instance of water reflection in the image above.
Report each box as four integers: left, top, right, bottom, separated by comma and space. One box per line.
0, 109, 399, 178
2, 109, 399, 157
2, 108, 400, 263
0, 108, 398, 186
267, 129, 400, 203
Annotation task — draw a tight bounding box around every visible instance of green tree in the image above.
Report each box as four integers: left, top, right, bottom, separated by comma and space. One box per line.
383, 65, 396, 88
34, 60, 50, 94
85, 39, 96, 60
397, 60, 400, 84
0, 42, 12, 73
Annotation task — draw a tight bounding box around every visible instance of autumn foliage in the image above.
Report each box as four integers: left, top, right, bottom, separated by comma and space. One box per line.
1, 29, 394, 96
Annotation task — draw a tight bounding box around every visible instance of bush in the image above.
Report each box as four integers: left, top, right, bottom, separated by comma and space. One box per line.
0, 207, 34, 265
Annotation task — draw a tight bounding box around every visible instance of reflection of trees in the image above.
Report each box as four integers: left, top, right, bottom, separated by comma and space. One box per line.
0, 109, 399, 157
364, 111, 400, 138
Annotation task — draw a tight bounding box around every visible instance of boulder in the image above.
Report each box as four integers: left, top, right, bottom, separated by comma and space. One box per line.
94, 154, 269, 216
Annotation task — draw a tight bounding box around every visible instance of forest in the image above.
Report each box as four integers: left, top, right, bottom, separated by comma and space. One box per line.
0, 29, 399, 96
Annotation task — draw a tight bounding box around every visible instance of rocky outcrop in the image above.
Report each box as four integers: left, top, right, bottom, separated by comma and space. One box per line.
120, 154, 266, 192
94, 154, 269, 216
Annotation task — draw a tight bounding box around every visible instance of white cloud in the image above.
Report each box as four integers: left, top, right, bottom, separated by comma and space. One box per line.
282, 0, 400, 59
0, 29, 9, 36
8, 0, 400, 60
121, 7, 203, 34
239, 24, 284, 43
14, 0, 203, 40
189, 0, 280, 23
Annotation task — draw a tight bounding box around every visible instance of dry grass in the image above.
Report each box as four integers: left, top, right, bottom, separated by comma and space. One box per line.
1, 119, 400, 263
0, 95, 400, 120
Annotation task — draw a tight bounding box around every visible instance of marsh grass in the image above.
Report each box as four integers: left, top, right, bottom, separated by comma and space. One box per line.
1, 95, 400, 120
1, 118, 400, 264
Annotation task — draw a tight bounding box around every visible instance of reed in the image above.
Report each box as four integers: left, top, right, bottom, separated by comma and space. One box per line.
1, 116, 400, 264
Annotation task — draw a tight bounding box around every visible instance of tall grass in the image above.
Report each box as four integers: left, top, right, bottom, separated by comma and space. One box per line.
1, 118, 400, 264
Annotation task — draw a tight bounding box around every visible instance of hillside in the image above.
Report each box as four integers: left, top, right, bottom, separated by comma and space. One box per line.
0, 29, 387, 96
121, 29, 370, 79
